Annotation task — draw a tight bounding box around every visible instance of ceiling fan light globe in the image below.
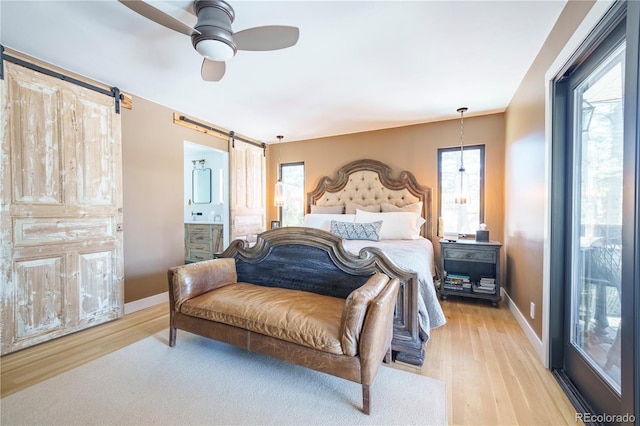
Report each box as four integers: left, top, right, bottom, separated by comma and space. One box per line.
196, 39, 234, 61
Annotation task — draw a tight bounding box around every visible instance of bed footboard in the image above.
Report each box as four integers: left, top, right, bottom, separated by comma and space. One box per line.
216, 226, 425, 365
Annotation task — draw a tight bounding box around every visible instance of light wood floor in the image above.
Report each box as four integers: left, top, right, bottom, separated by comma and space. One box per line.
402, 298, 580, 425
1, 298, 579, 425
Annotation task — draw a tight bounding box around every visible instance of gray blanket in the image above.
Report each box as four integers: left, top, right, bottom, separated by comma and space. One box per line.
342, 238, 446, 342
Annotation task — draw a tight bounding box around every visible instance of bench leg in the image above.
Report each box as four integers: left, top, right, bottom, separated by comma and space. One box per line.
383, 346, 392, 363
362, 384, 370, 415
169, 327, 177, 347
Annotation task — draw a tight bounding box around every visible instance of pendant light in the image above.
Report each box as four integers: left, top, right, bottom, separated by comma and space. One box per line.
274, 135, 285, 207
454, 107, 469, 205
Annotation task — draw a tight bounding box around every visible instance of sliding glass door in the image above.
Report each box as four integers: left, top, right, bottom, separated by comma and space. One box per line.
567, 35, 624, 412
550, 1, 638, 422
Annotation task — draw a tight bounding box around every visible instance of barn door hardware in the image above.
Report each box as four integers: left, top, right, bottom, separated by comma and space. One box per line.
1, 44, 124, 113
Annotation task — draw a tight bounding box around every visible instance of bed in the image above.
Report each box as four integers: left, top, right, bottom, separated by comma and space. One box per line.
305, 159, 446, 365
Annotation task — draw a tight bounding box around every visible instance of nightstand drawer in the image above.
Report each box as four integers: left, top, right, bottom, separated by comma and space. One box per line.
443, 247, 496, 263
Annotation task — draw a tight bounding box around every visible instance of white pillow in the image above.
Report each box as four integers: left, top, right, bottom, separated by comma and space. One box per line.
345, 201, 381, 214
310, 205, 344, 214
380, 201, 423, 215
354, 210, 423, 240
303, 214, 355, 232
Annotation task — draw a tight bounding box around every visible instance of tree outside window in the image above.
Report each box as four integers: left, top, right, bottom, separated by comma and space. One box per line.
438, 145, 485, 236
279, 162, 305, 226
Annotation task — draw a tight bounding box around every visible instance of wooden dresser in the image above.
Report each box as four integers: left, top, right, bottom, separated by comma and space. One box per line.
185, 223, 224, 263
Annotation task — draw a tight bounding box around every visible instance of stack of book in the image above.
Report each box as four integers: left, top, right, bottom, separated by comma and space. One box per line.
443, 273, 472, 292
473, 277, 496, 294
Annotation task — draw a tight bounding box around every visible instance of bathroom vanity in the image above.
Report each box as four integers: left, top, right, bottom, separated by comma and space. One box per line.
184, 222, 224, 263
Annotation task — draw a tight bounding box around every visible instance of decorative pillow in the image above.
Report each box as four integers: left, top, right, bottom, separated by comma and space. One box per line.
380, 201, 423, 215
354, 210, 422, 240
330, 220, 382, 241
310, 205, 344, 214
303, 214, 355, 231
345, 202, 381, 214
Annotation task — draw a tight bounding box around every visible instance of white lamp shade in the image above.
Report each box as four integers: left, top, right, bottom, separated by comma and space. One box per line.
274, 180, 285, 207
196, 39, 234, 61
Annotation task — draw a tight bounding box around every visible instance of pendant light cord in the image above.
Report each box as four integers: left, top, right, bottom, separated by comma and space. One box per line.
457, 107, 468, 172
276, 135, 283, 180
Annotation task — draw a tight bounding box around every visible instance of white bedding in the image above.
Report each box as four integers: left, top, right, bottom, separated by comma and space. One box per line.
341, 238, 446, 342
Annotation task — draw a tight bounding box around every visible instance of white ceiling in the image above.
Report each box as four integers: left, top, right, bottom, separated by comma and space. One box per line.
1, 0, 567, 143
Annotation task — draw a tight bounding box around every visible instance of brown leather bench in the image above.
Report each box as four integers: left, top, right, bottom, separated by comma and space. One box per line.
167, 228, 404, 414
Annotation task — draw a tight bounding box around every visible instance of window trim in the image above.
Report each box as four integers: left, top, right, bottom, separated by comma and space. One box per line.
437, 144, 485, 237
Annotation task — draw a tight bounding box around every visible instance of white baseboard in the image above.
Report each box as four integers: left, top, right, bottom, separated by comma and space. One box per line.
124, 292, 168, 315
504, 291, 545, 363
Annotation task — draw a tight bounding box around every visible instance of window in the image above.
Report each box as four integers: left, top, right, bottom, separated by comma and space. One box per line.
438, 145, 485, 236
279, 162, 304, 227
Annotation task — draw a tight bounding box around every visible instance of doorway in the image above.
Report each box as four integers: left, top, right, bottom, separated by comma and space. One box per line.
184, 141, 230, 249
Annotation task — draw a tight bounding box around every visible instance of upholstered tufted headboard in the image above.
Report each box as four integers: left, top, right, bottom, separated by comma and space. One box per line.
307, 159, 432, 240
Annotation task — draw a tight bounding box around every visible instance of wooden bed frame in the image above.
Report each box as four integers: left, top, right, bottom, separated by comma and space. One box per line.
307, 159, 433, 365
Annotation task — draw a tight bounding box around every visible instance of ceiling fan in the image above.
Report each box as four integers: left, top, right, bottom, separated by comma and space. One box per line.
118, 0, 299, 81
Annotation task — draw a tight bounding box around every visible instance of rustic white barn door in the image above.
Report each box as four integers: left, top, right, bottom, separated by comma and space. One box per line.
229, 139, 266, 241
0, 62, 123, 355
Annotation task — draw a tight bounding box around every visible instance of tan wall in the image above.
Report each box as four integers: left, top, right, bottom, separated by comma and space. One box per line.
121, 97, 227, 303
267, 114, 506, 267
504, 0, 595, 336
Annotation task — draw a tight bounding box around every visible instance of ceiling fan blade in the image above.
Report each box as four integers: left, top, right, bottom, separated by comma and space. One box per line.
201, 59, 226, 82
234, 26, 299, 51
118, 0, 200, 36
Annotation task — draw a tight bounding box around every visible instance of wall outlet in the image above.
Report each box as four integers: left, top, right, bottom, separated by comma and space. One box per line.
530, 302, 535, 319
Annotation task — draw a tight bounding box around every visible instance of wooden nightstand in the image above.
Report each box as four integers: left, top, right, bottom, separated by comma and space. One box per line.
439, 239, 502, 307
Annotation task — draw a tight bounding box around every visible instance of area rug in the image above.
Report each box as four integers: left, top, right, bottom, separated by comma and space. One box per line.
1, 331, 446, 425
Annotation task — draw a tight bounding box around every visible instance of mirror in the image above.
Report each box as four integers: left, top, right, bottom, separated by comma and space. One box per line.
192, 168, 212, 204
